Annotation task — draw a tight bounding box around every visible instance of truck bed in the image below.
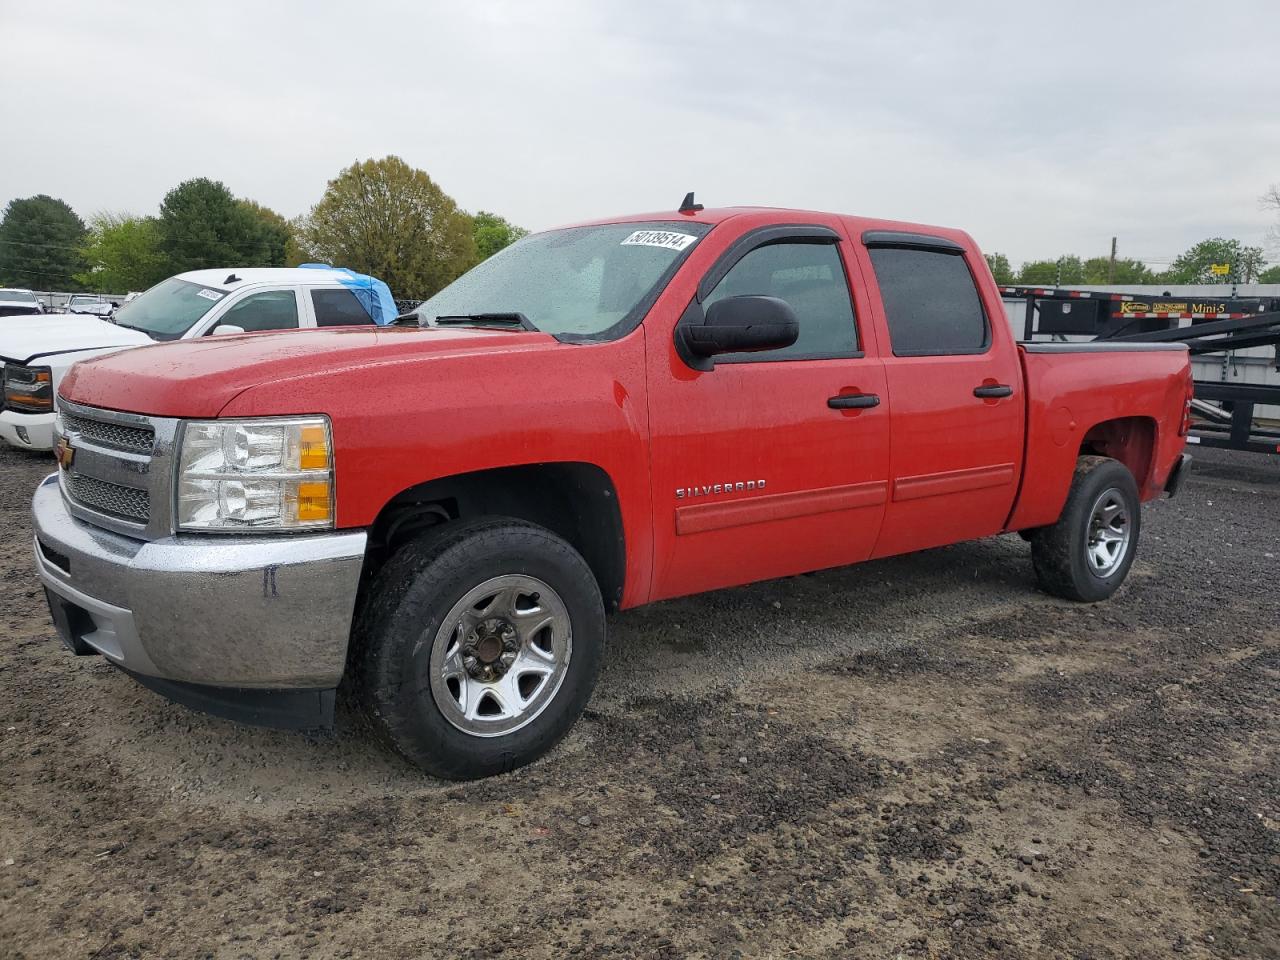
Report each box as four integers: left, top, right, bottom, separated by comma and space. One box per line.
1007, 341, 1192, 532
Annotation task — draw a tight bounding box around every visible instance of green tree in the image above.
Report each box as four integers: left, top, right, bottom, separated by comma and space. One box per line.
1258, 264, 1280, 283
158, 178, 289, 271
76, 213, 170, 292
1055, 256, 1085, 284
283, 215, 310, 267
984, 252, 1015, 285
238, 200, 294, 268
473, 210, 528, 261
296, 156, 476, 299
1163, 237, 1265, 283
1080, 256, 1155, 284
1017, 259, 1057, 284
0, 194, 88, 289
1017, 256, 1084, 285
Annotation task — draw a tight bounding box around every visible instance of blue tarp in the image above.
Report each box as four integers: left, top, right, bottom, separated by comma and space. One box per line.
298, 264, 399, 325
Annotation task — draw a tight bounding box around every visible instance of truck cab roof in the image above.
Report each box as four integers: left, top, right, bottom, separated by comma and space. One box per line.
173, 267, 375, 289
561, 206, 974, 249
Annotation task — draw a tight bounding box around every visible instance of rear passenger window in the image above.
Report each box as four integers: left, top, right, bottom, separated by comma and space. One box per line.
311, 288, 375, 327
703, 242, 858, 361
868, 248, 989, 356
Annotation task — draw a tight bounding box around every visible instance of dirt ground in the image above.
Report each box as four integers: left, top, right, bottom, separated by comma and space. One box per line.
0, 444, 1276, 960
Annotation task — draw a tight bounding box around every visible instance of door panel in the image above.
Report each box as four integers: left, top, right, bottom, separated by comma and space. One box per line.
860, 242, 1024, 558
648, 358, 890, 600
646, 226, 890, 602
873, 352, 1022, 557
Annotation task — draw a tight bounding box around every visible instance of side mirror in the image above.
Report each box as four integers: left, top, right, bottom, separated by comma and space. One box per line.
677, 295, 799, 371
212, 323, 245, 336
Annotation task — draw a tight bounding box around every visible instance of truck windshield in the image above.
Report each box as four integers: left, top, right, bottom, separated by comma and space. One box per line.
415, 221, 712, 339
111, 277, 226, 341
1, 290, 38, 303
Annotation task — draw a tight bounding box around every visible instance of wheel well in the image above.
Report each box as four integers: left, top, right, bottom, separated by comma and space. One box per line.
1079, 416, 1156, 491
366, 463, 626, 609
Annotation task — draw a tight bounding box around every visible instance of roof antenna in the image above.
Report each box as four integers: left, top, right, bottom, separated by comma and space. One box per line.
224, 273, 241, 284
678, 191, 703, 214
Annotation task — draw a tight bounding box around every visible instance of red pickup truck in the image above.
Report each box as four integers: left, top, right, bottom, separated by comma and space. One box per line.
34, 204, 1193, 779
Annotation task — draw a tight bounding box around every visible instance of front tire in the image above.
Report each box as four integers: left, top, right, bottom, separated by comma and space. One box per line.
1031, 456, 1141, 603
352, 518, 605, 779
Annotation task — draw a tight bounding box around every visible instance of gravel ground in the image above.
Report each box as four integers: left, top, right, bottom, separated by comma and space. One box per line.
0, 444, 1276, 959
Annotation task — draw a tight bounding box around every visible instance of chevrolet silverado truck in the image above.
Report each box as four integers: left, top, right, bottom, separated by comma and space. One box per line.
1, 266, 394, 452
62, 294, 116, 318
32, 204, 1193, 780
0, 288, 45, 318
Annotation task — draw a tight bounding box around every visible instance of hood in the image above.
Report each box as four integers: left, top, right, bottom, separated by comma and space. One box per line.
59, 324, 558, 417
0, 314, 151, 366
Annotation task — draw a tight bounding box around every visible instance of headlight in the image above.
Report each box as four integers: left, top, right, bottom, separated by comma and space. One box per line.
3, 364, 53, 413
177, 417, 334, 532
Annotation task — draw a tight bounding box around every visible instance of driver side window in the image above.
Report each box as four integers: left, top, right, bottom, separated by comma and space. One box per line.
216, 289, 300, 333
704, 242, 859, 362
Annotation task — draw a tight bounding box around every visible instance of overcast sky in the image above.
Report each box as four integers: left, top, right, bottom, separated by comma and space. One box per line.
4, 0, 1279, 267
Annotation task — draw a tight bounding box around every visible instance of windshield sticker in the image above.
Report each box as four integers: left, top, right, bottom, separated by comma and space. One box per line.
196, 289, 224, 301
620, 230, 698, 251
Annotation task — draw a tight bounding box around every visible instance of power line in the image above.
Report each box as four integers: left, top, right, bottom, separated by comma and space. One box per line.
0, 237, 89, 254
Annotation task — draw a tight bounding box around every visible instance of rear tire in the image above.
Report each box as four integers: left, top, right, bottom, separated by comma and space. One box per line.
1031, 456, 1141, 602
352, 518, 605, 779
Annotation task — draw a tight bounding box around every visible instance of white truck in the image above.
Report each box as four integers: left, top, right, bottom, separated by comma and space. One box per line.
62, 294, 116, 318
0, 288, 45, 318
0, 266, 394, 451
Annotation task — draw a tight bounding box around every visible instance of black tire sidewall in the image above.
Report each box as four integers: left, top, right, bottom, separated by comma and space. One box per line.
364, 522, 604, 779
1060, 461, 1141, 602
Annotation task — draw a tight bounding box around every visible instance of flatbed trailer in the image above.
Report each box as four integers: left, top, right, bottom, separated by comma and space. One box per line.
1003, 285, 1280, 456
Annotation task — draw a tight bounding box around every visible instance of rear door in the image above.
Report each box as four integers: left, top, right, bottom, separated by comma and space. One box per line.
858, 233, 1024, 558
646, 221, 891, 601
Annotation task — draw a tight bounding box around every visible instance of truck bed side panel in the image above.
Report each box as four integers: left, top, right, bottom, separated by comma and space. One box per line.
1007, 343, 1191, 532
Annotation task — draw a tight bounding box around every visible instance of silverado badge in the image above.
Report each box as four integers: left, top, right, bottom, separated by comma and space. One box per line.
675, 480, 766, 499
54, 437, 75, 470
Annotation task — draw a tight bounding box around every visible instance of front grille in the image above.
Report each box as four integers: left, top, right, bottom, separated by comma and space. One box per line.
62, 412, 155, 454
65, 472, 150, 523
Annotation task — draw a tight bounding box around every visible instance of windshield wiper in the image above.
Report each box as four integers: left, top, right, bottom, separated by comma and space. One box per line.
435, 312, 538, 331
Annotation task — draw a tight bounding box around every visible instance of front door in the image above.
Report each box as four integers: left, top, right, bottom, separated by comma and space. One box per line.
646, 222, 891, 602
201, 288, 304, 335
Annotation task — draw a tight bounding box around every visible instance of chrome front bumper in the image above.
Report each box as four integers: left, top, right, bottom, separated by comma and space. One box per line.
32, 474, 367, 692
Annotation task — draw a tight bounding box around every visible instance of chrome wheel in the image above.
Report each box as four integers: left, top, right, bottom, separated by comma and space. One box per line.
426, 574, 572, 737
1085, 487, 1131, 577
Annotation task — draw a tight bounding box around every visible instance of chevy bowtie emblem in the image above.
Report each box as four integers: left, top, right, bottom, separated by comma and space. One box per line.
54, 437, 75, 470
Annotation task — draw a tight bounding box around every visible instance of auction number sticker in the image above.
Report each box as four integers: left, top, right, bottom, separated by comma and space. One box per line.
620, 230, 698, 251
197, 289, 224, 301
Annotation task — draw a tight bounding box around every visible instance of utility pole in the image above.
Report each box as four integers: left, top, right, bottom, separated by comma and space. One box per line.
1108, 236, 1117, 284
